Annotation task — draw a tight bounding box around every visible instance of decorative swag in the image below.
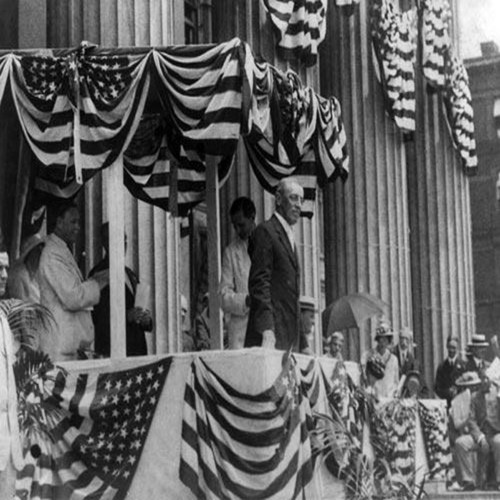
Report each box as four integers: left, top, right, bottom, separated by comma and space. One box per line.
0, 38, 349, 218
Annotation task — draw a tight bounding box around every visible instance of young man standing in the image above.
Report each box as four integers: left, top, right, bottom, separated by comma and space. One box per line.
219, 197, 256, 349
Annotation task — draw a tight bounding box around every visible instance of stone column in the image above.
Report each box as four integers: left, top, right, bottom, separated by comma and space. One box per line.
321, 1, 413, 361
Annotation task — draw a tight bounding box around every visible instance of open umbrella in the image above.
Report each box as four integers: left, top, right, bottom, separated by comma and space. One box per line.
323, 292, 388, 334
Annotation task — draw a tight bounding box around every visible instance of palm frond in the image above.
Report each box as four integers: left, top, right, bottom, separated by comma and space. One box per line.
14, 349, 66, 451
0, 299, 55, 350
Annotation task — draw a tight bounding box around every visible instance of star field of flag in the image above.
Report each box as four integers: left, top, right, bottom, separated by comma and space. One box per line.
15, 356, 173, 500
79, 55, 135, 107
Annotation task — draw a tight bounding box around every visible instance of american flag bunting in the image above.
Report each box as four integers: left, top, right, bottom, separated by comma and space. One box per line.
15, 357, 172, 500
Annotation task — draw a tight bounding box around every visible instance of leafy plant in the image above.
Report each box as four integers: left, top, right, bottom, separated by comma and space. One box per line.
0, 298, 54, 351
13, 349, 66, 455
314, 390, 428, 500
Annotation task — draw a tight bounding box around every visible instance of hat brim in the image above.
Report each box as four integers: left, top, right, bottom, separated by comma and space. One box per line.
467, 342, 489, 348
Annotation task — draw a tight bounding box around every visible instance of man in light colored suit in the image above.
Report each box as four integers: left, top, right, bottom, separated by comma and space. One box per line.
245, 178, 304, 351
38, 201, 108, 361
219, 197, 256, 349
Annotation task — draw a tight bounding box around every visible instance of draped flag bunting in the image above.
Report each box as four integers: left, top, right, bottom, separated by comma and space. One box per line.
421, 0, 452, 89
299, 358, 323, 410
418, 400, 454, 481
150, 39, 244, 213
15, 357, 172, 500
179, 355, 315, 499
443, 49, 478, 173
0, 38, 348, 218
0, 37, 353, 242
370, 399, 417, 485
10, 51, 151, 190
0, 54, 13, 105
263, 0, 328, 67
371, 0, 418, 132
244, 59, 349, 216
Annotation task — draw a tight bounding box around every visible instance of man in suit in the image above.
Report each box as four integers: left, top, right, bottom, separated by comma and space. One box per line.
38, 201, 108, 361
435, 335, 467, 406
393, 326, 416, 377
465, 334, 490, 379
245, 177, 303, 351
453, 372, 500, 491
89, 223, 152, 357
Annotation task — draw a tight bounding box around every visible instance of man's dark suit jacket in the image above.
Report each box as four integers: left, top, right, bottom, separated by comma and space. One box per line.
89, 257, 149, 357
434, 357, 466, 404
245, 215, 301, 351
393, 344, 416, 377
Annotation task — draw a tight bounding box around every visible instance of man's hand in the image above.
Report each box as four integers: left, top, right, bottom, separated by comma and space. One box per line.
91, 270, 109, 289
261, 330, 276, 349
477, 433, 489, 453
127, 307, 143, 323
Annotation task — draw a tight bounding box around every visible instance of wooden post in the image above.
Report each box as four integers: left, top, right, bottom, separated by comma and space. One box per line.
206, 155, 223, 349
165, 210, 181, 352
106, 156, 126, 358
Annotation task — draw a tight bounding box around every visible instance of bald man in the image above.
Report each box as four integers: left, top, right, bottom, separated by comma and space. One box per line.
245, 178, 304, 351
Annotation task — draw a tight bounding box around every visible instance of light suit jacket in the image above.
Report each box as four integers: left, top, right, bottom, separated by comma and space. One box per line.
38, 234, 100, 361
219, 237, 251, 344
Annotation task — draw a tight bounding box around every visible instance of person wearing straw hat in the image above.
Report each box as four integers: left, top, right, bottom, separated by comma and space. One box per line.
361, 320, 399, 399
465, 334, 491, 379
7, 233, 45, 303
453, 371, 500, 491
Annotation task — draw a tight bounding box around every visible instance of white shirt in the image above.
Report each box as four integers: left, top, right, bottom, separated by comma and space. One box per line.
274, 212, 295, 249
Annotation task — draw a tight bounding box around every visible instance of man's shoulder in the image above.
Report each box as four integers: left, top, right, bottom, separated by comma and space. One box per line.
255, 216, 279, 235
43, 234, 64, 254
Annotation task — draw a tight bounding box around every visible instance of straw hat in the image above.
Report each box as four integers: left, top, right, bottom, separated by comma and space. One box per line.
19, 234, 44, 262
299, 295, 316, 313
375, 323, 393, 340
467, 334, 489, 349
455, 371, 482, 387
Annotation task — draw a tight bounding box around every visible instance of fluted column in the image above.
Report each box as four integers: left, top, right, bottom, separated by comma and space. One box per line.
320, 1, 413, 361
406, 77, 475, 386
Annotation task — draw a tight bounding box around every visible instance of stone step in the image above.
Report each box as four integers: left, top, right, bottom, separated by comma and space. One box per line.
428, 491, 500, 500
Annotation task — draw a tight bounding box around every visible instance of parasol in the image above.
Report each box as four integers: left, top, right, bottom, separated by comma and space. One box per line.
323, 292, 388, 334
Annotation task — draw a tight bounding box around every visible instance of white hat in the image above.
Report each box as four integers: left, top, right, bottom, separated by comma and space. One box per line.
467, 334, 489, 348
299, 295, 316, 312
